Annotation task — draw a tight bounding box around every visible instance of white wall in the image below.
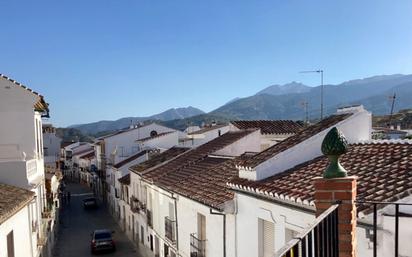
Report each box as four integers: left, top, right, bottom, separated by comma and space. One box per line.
43, 130, 61, 162
103, 123, 176, 164
180, 125, 231, 148
240, 109, 372, 181
0, 81, 41, 161
214, 130, 261, 157
235, 193, 315, 257
0, 204, 34, 257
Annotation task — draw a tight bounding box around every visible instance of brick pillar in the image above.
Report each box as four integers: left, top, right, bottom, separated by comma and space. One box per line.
314, 176, 357, 257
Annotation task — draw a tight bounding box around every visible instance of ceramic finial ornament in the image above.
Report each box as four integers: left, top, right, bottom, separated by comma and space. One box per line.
321, 127, 348, 178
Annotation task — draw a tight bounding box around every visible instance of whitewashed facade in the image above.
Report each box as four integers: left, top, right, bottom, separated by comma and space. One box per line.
129, 130, 261, 257
0, 74, 52, 257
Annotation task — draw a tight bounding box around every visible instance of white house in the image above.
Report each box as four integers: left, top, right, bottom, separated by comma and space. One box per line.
107, 149, 154, 222
93, 123, 180, 201
179, 124, 231, 148
226, 106, 412, 257
0, 74, 51, 257
129, 129, 261, 257
0, 183, 36, 257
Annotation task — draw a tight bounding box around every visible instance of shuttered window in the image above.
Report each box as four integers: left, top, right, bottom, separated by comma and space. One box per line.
7, 230, 14, 257
197, 213, 206, 240
258, 219, 274, 257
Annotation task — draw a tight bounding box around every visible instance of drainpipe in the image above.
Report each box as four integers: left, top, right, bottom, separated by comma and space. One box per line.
172, 193, 179, 252
209, 209, 226, 257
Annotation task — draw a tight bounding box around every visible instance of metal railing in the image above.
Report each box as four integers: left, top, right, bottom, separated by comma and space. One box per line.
165, 217, 176, 243
147, 209, 153, 228
190, 233, 206, 257
275, 204, 339, 257
356, 200, 412, 257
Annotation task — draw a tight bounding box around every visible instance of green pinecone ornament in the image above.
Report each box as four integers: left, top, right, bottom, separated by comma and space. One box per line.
321, 127, 348, 178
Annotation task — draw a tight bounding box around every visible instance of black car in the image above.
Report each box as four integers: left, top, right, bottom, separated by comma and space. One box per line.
90, 229, 116, 253
83, 197, 98, 209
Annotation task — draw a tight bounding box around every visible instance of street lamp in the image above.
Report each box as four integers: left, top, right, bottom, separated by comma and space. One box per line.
300, 70, 324, 120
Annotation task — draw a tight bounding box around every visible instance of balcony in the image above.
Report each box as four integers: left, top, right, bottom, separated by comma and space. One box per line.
146, 209, 153, 228
165, 217, 176, 243
130, 197, 140, 213
190, 233, 206, 257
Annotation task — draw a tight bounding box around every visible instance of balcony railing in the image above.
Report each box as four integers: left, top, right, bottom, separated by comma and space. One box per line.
190, 233, 206, 257
165, 217, 176, 243
26, 159, 37, 177
355, 200, 412, 257
147, 209, 153, 228
130, 197, 140, 213
274, 204, 339, 257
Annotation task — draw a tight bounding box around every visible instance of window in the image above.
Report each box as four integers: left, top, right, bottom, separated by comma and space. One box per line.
7, 230, 14, 257
150, 130, 158, 137
197, 213, 206, 240
258, 219, 274, 257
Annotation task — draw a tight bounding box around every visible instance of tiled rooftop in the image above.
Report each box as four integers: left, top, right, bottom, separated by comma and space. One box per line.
118, 173, 131, 185
187, 124, 228, 135
229, 141, 412, 214
79, 151, 95, 159
0, 183, 35, 224
139, 130, 256, 209
239, 114, 352, 168
142, 130, 256, 182
136, 131, 175, 142
231, 120, 304, 135
0, 74, 49, 112
156, 156, 239, 209
129, 147, 190, 174
113, 150, 149, 169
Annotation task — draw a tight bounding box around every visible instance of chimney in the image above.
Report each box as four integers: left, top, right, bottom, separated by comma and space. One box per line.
313, 127, 357, 257
397, 124, 401, 130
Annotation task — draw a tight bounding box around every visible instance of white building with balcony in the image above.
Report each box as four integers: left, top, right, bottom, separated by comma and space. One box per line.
0, 74, 50, 257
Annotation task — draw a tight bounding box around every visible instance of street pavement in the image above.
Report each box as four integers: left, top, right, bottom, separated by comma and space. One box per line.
53, 182, 139, 257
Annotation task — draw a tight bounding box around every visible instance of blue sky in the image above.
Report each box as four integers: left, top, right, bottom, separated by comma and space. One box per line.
1, 1, 412, 127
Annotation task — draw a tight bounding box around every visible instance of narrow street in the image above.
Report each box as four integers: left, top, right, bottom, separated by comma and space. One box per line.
54, 182, 139, 257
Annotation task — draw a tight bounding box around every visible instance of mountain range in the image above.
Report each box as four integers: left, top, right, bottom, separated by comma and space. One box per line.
68, 74, 412, 135
69, 106, 204, 135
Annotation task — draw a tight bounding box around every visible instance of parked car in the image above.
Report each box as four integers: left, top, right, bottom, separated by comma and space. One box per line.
90, 229, 116, 253
83, 197, 98, 209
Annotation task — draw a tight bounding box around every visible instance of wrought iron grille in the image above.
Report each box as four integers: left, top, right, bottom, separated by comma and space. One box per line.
275, 204, 339, 257
146, 209, 153, 228
165, 217, 176, 243
190, 233, 206, 257
356, 200, 412, 257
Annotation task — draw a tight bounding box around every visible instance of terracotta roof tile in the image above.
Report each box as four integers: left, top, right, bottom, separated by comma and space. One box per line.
130, 147, 190, 174
188, 124, 228, 135
118, 173, 130, 185
239, 114, 352, 168
140, 130, 256, 209
143, 130, 256, 181
0, 183, 35, 224
136, 131, 175, 142
113, 150, 149, 169
0, 74, 49, 112
231, 120, 304, 134
230, 142, 412, 214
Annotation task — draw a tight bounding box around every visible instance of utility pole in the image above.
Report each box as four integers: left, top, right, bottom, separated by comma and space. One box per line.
388, 93, 396, 127
300, 70, 324, 120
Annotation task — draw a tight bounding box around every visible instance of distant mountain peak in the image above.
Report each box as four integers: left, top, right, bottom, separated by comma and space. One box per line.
256, 81, 310, 96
